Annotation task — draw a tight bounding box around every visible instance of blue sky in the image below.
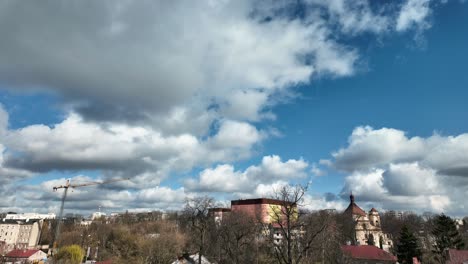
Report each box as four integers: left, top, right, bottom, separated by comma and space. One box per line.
1, 0, 468, 216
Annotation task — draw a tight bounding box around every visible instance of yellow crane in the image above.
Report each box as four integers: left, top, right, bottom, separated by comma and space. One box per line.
52, 177, 130, 252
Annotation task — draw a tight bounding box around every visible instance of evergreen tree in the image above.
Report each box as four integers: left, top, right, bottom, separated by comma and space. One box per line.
396, 225, 421, 264
432, 214, 464, 262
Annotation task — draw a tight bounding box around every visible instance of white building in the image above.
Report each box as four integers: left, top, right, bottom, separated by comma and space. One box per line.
0, 219, 43, 253
91, 212, 107, 220
5, 213, 56, 220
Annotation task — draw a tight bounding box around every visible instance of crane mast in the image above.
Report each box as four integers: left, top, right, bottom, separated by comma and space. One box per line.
52, 177, 129, 253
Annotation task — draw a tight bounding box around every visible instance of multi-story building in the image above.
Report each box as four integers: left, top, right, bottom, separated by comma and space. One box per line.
0, 218, 43, 253
344, 193, 393, 252
230, 198, 296, 224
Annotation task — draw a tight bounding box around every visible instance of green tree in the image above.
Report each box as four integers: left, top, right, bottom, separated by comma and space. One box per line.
396, 225, 421, 264
54, 244, 85, 264
432, 214, 464, 263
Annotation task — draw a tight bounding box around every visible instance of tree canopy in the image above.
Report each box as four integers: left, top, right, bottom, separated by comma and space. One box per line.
396, 225, 421, 264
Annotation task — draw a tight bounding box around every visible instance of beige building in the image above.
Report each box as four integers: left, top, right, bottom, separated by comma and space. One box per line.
344, 194, 393, 252
0, 219, 43, 253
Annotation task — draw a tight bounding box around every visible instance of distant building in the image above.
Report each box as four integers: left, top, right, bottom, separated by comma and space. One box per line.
91, 212, 107, 220
387, 210, 414, 219
344, 193, 393, 252
445, 249, 468, 264
455, 219, 464, 230
208, 208, 231, 224
341, 245, 397, 264
230, 198, 296, 224
4, 249, 47, 263
5, 213, 55, 220
0, 218, 43, 253
172, 253, 213, 264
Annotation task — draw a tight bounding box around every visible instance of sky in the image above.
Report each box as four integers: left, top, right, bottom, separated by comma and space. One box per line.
1, 0, 468, 217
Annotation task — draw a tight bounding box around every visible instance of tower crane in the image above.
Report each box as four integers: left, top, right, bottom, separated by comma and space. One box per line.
52, 177, 130, 252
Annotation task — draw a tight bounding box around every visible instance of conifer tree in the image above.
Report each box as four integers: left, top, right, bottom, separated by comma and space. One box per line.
432, 214, 464, 262
396, 225, 421, 264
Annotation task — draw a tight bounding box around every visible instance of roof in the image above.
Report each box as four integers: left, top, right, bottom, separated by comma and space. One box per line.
341, 245, 397, 262
231, 198, 294, 206
5, 249, 41, 258
370, 208, 378, 213
208, 208, 231, 212
344, 202, 367, 216
0, 218, 41, 225
447, 249, 468, 264
95, 260, 112, 264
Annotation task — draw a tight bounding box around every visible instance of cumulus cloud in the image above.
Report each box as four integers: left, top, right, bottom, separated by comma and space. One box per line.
1, 112, 264, 189
0, 1, 442, 213
329, 126, 468, 214
0, 0, 355, 126
332, 126, 468, 176
185, 155, 309, 193
0, 0, 434, 129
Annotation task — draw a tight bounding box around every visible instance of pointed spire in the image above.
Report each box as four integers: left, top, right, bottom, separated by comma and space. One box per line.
350, 191, 355, 203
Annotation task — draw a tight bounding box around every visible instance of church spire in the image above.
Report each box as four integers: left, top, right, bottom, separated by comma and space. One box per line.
350, 191, 355, 203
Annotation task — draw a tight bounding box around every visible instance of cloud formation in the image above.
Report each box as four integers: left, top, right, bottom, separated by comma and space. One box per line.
2, 112, 264, 186
0, 0, 442, 214
185, 155, 308, 193
0, 0, 433, 129
328, 126, 468, 214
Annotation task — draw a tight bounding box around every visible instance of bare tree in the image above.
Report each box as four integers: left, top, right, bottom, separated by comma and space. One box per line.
182, 196, 215, 264
267, 184, 330, 264
217, 210, 259, 264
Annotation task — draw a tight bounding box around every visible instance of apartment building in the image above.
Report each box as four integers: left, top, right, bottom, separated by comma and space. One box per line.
0, 218, 43, 253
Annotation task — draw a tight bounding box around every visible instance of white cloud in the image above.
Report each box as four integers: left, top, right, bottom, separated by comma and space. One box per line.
396, 0, 432, 32
2, 113, 264, 185
306, 0, 391, 34
185, 164, 250, 193
330, 126, 468, 214
0, 0, 359, 127
186, 155, 309, 193
311, 163, 326, 177
332, 126, 468, 176
0, 1, 444, 213
0, 0, 434, 129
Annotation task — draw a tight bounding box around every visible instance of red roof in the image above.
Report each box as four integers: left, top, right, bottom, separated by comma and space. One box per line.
95, 260, 112, 264
344, 202, 367, 216
5, 249, 41, 258
341, 245, 397, 262
447, 249, 468, 264
370, 208, 378, 213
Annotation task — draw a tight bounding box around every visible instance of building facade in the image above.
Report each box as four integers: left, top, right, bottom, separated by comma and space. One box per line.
344, 194, 393, 252
0, 219, 43, 253
230, 198, 296, 224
